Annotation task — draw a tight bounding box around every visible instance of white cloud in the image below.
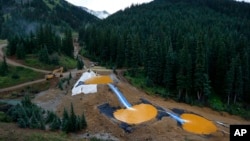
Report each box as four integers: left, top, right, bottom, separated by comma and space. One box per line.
66, 0, 250, 14
65, 0, 153, 14
236, 0, 250, 2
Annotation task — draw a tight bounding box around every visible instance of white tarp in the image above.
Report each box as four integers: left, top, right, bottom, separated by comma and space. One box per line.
72, 70, 97, 95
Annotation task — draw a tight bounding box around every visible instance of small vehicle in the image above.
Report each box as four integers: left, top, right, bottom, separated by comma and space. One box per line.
45, 67, 63, 80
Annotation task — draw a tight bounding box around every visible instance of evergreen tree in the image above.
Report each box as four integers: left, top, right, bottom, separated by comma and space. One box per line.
130, 34, 140, 76
77, 56, 84, 70
202, 74, 211, 102
70, 103, 77, 132
226, 57, 236, 105
62, 28, 74, 58
58, 80, 63, 90
62, 108, 69, 133
40, 120, 45, 130
115, 35, 125, 68
225, 55, 244, 105
16, 43, 26, 59
176, 43, 192, 102
18, 118, 28, 128
6, 36, 19, 56
242, 50, 250, 102
80, 112, 87, 129
0, 5, 3, 38
145, 36, 159, 86
194, 36, 211, 102
0, 56, 8, 76
234, 64, 243, 104
30, 111, 39, 129
38, 46, 50, 64
49, 116, 61, 131
214, 36, 228, 96
69, 72, 72, 80
163, 40, 176, 90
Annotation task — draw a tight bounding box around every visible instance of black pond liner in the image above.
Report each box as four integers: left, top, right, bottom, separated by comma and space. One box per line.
97, 103, 133, 133
97, 103, 116, 118
97, 99, 210, 134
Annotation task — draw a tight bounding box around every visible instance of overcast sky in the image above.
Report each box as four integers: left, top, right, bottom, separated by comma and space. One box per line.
65, 0, 153, 14
65, 0, 250, 14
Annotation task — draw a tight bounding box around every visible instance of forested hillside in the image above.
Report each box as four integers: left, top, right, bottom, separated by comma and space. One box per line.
0, 0, 99, 39
79, 0, 250, 117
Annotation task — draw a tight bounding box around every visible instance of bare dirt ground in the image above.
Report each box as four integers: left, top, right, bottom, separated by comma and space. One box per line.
33, 65, 250, 141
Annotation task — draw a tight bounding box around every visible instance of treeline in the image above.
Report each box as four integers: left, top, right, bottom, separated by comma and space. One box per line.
0, 0, 99, 39
0, 56, 8, 76
79, 0, 250, 111
6, 95, 87, 133
6, 24, 74, 64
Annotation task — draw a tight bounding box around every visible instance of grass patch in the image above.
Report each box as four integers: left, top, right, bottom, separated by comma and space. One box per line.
24, 55, 56, 70
26, 133, 69, 141
0, 81, 50, 99
0, 66, 44, 88
59, 55, 77, 70
24, 54, 76, 71
124, 70, 170, 98
0, 112, 11, 122
0, 122, 72, 141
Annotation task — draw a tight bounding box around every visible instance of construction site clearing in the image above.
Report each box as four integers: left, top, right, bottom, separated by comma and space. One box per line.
32, 63, 250, 141
1, 57, 250, 141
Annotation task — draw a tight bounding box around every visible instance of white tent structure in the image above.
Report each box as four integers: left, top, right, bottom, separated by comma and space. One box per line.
72, 70, 97, 95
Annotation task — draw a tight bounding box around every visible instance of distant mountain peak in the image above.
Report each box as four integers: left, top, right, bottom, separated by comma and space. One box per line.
81, 7, 110, 19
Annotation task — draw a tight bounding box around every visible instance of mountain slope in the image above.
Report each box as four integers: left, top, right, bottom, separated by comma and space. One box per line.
79, 0, 250, 116
81, 7, 110, 19
0, 0, 99, 38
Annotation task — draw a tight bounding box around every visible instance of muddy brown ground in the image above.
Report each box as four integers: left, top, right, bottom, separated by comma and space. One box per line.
32, 67, 250, 141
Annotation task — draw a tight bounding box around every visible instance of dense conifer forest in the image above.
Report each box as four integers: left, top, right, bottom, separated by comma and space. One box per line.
0, 0, 99, 39
78, 0, 250, 117
0, 0, 99, 70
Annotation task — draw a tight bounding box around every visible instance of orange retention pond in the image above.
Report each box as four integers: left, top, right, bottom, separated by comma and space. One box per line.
113, 103, 158, 124
180, 113, 217, 135
84, 75, 113, 84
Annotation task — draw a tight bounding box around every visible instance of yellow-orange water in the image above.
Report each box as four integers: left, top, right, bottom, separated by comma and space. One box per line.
180, 113, 217, 135
84, 75, 113, 84
113, 103, 157, 124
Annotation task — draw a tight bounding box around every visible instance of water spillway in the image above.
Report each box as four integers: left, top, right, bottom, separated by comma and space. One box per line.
161, 108, 217, 135
164, 110, 185, 124
107, 83, 132, 108
108, 83, 157, 124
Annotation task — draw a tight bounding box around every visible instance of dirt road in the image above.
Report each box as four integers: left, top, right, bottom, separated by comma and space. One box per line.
0, 43, 79, 93
0, 44, 50, 74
